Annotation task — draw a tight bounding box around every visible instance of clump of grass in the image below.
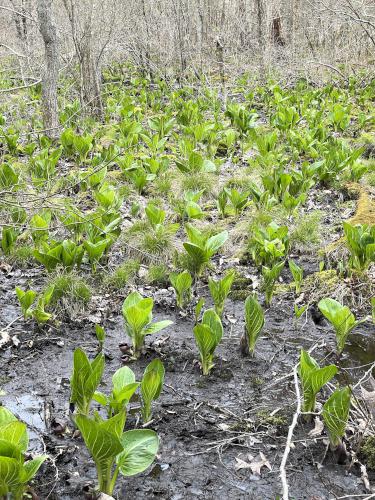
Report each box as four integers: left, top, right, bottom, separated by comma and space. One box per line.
104, 259, 140, 289
290, 211, 323, 251
125, 220, 177, 262
142, 226, 176, 257
46, 272, 92, 316
145, 263, 170, 286
224, 176, 252, 189
180, 172, 214, 193
7, 245, 34, 267
149, 174, 173, 197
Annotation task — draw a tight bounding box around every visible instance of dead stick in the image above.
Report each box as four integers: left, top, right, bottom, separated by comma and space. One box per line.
279, 364, 301, 500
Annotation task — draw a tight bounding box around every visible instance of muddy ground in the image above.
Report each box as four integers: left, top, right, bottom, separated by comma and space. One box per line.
1, 247, 374, 500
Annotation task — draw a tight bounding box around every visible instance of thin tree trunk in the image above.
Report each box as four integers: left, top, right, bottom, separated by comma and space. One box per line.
256, 0, 263, 46
80, 20, 104, 119
62, 0, 104, 120
37, 0, 59, 138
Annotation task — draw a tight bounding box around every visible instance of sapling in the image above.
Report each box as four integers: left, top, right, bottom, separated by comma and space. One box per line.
94, 366, 139, 418
70, 348, 105, 416
122, 291, 173, 358
208, 270, 235, 318
169, 271, 193, 309
289, 260, 303, 295
0, 406, 47, 498
318, 298, 362, 354
193, 309, 223, 375
299, 350, 338, 416
75, 411, 158, 495
141, 359, 165, 423
241, 294, 264, 357
322, 387, 351, 448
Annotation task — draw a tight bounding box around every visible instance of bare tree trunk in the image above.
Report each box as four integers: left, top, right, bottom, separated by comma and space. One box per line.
9, 0, 30, 84
255, 0, 264, 46
80, 20, 104, 119
63, 0, 104, 120
37, 0, 59, 138
140, 0, 152, 78
238, 0, 247, 47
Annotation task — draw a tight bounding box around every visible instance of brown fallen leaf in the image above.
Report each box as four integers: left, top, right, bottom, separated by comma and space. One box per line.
250, 452, 272, 475
235, 457, 252, 471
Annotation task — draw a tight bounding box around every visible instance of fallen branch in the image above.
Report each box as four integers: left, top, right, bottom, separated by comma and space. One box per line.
279, 363, 301, 500
305, 61, 347, 80
0, 79, 41, 93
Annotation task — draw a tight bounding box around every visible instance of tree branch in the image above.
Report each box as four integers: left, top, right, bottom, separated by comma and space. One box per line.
0, 4, 35, 22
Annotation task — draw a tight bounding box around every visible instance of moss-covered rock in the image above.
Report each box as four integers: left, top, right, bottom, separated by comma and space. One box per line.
230, 275, 253, 301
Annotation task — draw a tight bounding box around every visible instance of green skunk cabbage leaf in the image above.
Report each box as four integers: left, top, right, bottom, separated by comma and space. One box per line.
70, 349, 104, 415
75, 414, 123, 479
20, 455, 48, 483
299, 350, 337, 413
117, 430, 159, 476
244, 294, 265, 354
322, 387, 351, 447
318, 298, 357, 353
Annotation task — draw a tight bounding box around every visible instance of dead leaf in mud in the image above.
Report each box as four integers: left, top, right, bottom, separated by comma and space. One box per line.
0, 331, 11, 348
235, 457, 252, 470
235, 452, 271, 475
308, 417, 324, 438
87, 313, 102, 323
249, 452, 272, 475
226, 315, 237, 324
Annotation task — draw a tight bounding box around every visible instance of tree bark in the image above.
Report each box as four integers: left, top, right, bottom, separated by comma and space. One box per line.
62, 0, 104, 120
80, 20, 104, 119
37, 0, 59, 138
